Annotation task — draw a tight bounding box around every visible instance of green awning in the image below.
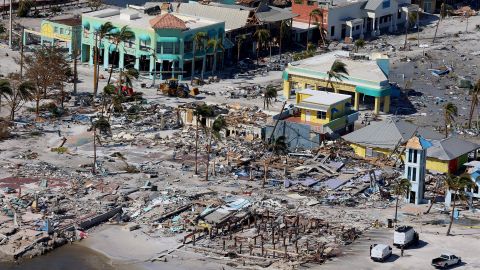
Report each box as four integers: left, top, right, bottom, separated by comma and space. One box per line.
139, 34, 151, 42
82, 20, 90, 29
355, 85, 391, 97
157, 37, 178, 42
282, 70, 289, 80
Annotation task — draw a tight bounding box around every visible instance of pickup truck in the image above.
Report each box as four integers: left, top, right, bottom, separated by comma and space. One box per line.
431, 254, 461, 268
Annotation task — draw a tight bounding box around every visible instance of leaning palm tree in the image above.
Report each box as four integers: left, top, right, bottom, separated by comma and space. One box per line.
94, 22, 114, 96
206, 37, 224, 75
326, 60, 349, 92
236, 34, 247, 63
392, 178, 411, 223
443, 102, 458, 138
253, 28, 270, 65
306, 9, 321, 47
193, 104, 214, 176
107, 26, 135, 84
0, 76, 34, 121
263, 136, 288, 188
191, 32, 207, 83
354, 39, 365, 53
0, 79, 13, 113
205, 115, 227, 181
468, 79, 479, 129
433, 1, 447, 44
425, 176, 444, 214
444, 174, 473, 236
263, 85, 277, 109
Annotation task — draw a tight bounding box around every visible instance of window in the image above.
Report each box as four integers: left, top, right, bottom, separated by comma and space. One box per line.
317, 111, 326, 119
382, 0, 390, 8
398, 10, 402, 19
307, 0, 315, 5
330, 26, 335, 37
366, 147, 373, 157
83, 29, 89, 38
412, 167, 417, 181
54, 26, 58, 33
355, 25, 360, 30
124, 38, 136, 49
408, 149, 413, 163
407, 167, 412, 180
474, 184, 479, 194
59, 28, 64, 34
159, 42, 175, 54
413, 149, 418, 163
140, 40, 151, 50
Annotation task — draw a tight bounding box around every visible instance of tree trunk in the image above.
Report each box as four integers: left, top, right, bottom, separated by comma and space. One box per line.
394, 196, 399, 223
107, 45, 119, 84
191, 47, 196, 83
73, 49, 78, 95
306, 16, 311, 47
256, 46, 259, 66
468, 96, 476, 129
10, 106, 15, 121
93, 127, 97, 174
237, 42, 241, 63
425, 178, 440, 214
404, 18, 409, 50
212, 50, 217, 75
35, 98, 40, 117
205, 135, 211, 182
446, 192, 457, 236
93, 34, 98, 96
195, 118, 199, 175
60, 83, 64, 108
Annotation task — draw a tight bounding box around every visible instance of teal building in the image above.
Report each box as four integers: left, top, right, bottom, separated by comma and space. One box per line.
81, 7, 226, 80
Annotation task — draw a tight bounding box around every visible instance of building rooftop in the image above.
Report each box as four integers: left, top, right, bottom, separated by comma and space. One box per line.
342, 118, 479, 161
288, 50, 388, 84
298, 89, 351, 106
51, 17, 82, 27
83, 8, 222, 31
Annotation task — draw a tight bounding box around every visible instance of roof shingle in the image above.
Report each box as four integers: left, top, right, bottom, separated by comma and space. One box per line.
149, 13, 187, 30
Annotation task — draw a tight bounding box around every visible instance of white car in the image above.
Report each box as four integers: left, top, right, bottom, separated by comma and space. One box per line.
370, 244, 392, 262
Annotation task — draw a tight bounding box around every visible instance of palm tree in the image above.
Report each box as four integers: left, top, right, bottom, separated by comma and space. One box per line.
118, 68, 139, 89
468, 79, 479, 129
191, 32, 207, 83
94, 22, 114, 96
107, 26, 135, 84
392, 178, 411, 223
279, 20, 290, 56
263, 136, 288, 188
0, 79, 13, 113
443, 102, 458, 138
0, 76, 34, 121
326, 60, 349, 92
205, 116, 227, 181
193, 104, 214, 176
404, 11, 418, 50
306, 9, 321, 48
354, 39, 365, 53
425, 176, 444, 214
253, 28, 270, 65
444, 174, 473, 236
206, 37, 224, 75
433, 1, 447, 44
236, 34, 247, 63
263, 85, 277, 109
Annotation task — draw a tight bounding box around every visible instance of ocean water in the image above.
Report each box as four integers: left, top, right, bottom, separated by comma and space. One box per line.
0, 244, 116, 270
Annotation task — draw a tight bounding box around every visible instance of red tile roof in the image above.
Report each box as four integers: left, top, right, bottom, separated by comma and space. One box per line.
149, 13, 187, 30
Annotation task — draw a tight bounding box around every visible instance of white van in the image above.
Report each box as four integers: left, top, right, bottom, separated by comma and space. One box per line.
370, 244, 392, 262
393, 226, 419, 248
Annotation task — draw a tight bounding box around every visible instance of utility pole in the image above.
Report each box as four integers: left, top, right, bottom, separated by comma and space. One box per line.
93, 32, 98, 96
73, 43, 78, 95
93, 126, 97, 175
20, 26, 24, 79
9, 0, 12, 48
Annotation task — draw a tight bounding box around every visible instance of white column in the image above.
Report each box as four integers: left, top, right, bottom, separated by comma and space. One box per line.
376, 17, 380, 34
360, 19, 365, 39
349, 25, 353, 39
371, 16, 376, 36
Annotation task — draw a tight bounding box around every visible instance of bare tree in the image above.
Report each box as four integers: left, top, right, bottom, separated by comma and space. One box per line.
0, 74, 34, 121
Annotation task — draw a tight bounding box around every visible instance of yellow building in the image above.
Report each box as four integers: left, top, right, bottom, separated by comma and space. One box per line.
343, 119, 479, 174
283, 50, 392, 115
290, 89, 358, 134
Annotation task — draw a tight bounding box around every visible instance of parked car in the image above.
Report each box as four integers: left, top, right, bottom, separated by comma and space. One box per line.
370, 244, 392, 262
393, 226, 419, 248
431, 253, 461, 268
